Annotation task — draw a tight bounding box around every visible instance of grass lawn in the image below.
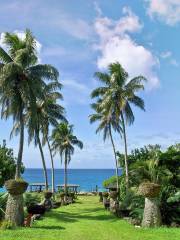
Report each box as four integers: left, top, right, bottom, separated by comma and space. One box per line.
0, 196, 179, 240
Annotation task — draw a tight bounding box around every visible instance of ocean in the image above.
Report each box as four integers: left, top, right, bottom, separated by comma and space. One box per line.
1, 168, 120, 192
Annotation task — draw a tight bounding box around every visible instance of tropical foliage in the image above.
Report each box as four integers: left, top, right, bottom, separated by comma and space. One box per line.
0, 30, 66, 225
104, 143, 180, 225
90, 62, 146, 189
0, 140, 23, 187
51, 123, 83, 200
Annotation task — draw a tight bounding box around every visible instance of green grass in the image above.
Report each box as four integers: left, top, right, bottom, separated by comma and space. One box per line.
0, 196, 179, 240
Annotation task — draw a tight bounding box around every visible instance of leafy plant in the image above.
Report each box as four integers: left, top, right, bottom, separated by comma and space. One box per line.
0, 193, 8, 220
0, 141, 23, 187
24, 192, 42, 207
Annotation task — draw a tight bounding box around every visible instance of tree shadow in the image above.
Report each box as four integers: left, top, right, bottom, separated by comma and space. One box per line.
33, 225, 65, 230
50, 207, 118, 223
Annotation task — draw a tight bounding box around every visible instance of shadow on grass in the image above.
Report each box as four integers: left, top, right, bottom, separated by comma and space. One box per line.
50, 207, 118, 223
33, 225, 65, 230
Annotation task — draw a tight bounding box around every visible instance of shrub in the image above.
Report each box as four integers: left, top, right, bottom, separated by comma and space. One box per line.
119, 189, 144, 221
24, 192, 42, 207
160, 186, 180, 225
59, 192, 65, 198
0, 141, 24, 188
0, 193, 8, 220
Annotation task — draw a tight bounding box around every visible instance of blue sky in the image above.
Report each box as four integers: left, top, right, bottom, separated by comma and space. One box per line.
0, 0, 180, 168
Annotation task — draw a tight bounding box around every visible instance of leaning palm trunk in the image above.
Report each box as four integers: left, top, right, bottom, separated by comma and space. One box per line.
37, 134, 48, 190
47, 138, 55, 193
64, 155, 68, 203
121, 112, 129, 189
109, 125, 119, 191
5, 107, 25, 226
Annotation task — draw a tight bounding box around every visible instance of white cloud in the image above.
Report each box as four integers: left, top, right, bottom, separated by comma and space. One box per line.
0, 30, 42, 62
0, 1, 93, 41
61, 79, 91, 105
94, 7, 159, 89
62, 79, 89, 92
160, 51, 172, 59
160, 51, 179, 67
54, 18, 93, 40
94, 1, 103, 17
170, 59, 179, 67
145, 0, 180, 25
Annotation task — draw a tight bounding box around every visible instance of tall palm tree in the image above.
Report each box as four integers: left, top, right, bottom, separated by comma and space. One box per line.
89, 103, 121, 190
51, 123, 83, 201
0, 30, 59, 225
40, 82, 67, 192
26, 82, 66, 191
91, 62, 146, 189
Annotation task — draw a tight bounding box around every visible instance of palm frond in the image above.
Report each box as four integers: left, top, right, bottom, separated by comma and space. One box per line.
0, 47, 12, 63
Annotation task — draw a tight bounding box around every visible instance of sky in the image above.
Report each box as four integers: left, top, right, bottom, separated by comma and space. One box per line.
0, 0, 180, 169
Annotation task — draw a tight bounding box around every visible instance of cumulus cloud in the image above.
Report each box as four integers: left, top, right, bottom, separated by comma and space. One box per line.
94, 7, 159, 89
145, 0, 180, 25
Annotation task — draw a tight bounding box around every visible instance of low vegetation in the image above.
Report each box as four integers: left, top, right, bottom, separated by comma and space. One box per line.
0, 196, 180, 240
103, 144, 180, 226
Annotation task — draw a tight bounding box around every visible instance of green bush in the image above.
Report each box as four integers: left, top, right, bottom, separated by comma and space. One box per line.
0, 141, 24, 188
24, 192, 42, 207
0, 193, 8, 220
160, 186, 180, 225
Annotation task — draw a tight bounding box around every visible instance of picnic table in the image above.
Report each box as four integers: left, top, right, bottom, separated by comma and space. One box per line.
56, 184, 80, 194
29, 183, 47, 192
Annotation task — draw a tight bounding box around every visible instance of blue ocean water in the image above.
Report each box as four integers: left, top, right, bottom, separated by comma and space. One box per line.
1, 169, 120, 192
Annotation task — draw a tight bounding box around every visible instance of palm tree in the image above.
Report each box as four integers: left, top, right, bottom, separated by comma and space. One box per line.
89, 102, 121, 190
91, 62, 146, 189
0, 30, 59, 225
25, 82, 66, 191
40, 82, 67, 192
51, 123, 83, 201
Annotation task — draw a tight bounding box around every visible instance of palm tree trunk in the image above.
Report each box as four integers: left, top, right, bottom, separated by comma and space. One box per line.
47, 138, 55, 193
64, 153, 68, 203
37, 134, 48, 190
15, 107, 24, 179
121, 112, 129, 189
109, 125, 119, 191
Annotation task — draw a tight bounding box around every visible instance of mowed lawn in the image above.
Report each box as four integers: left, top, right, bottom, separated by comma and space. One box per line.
0, 196, 179, 240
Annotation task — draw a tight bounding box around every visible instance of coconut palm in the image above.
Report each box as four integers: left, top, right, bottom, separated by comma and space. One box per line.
25, 81, 66, 191
0, 30, 59, 225
89, 101, 121, 190
51, 123, 83, 201
40, 82, 67, 192
91, 62, 146, 189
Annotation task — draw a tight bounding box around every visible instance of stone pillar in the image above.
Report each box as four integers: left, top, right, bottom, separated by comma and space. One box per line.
142, 197, 162, 227
4, 179, 28, 226
138, 182, 162, 228
110, 198, 119, 214
5, 194, 24, 226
